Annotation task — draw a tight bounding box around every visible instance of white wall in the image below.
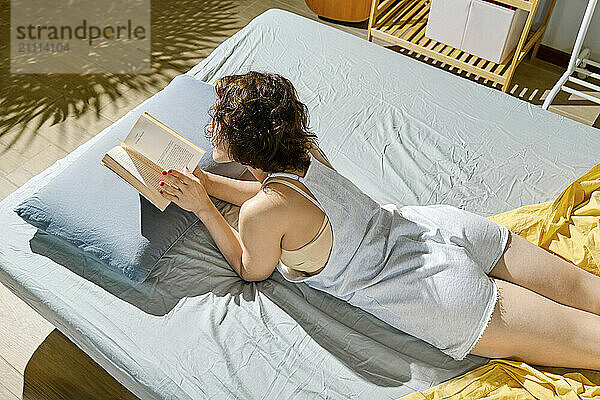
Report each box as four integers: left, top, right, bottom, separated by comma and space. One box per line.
538, 0, 599, 59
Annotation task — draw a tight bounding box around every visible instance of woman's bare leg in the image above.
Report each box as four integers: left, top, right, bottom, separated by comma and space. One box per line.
489, 231, 600, 316
469, 278, 600, 370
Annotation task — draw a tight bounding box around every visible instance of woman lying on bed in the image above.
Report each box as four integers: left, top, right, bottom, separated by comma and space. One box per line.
157, 70, 600, 370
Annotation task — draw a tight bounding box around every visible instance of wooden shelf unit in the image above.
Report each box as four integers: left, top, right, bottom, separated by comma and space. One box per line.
366, 0, 557, 92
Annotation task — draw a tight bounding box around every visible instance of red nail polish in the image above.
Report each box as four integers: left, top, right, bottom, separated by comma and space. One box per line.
168, 169, 173, 173
162, 171, 167, 175
159, 182, 164, 186
159, 190, 163, 194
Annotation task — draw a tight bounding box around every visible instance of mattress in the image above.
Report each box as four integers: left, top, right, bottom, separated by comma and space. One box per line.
1, 8, 599, 400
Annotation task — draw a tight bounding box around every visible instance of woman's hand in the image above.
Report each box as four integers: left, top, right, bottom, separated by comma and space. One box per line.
159, 166, 213, 216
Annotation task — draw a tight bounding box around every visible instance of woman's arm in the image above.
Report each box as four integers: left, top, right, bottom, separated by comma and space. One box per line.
194, 167, 261, 207
160, 168, 278, 281
195, 195, 284, 282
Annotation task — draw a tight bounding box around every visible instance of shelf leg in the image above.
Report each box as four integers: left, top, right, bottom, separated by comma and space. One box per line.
501, 1, 541, 93
531, 0, 558, 61
531, 41, 540, 61
366, 0, 379, 42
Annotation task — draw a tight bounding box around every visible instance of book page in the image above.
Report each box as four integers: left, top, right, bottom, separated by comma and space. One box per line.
102, 147, 170, 211
156, 140, 196, 171
123, 112, 206, 173
106, 145, 164, 194
101, 156, 170, 211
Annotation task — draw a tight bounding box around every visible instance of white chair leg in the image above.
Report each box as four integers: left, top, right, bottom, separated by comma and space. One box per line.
542, 50, 590, 109
542, 0, 598, 110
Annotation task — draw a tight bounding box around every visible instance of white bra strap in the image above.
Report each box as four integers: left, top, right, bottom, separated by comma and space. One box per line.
267, 171, 304, 182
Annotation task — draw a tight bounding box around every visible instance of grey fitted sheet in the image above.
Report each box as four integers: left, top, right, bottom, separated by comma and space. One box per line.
1, 8, 599, 400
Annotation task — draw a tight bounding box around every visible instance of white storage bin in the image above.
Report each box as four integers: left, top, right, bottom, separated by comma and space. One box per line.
424, 0, 471, 50
425, 0, 528, 64
461, 0, 528, 63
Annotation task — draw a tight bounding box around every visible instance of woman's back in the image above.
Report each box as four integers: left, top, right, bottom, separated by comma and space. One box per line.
259, 143, 335, 276
262, 174, 333, 276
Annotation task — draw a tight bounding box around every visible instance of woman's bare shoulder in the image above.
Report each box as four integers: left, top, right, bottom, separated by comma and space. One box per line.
241, 188, 289, 222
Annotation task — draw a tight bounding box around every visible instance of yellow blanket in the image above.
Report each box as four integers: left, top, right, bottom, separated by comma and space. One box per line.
399, 163, 600, 399
399, 359, 600, 399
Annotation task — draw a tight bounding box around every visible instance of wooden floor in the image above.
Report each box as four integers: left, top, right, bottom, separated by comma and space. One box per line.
0, 0, 599, 398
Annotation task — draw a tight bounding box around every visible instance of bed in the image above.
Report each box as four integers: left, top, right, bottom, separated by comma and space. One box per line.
1, 8, 599, 400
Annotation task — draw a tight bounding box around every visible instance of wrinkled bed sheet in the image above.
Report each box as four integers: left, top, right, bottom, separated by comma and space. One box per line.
1, 8, 600, 400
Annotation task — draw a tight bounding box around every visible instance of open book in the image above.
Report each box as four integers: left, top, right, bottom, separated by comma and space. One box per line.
101, 112, 207, 211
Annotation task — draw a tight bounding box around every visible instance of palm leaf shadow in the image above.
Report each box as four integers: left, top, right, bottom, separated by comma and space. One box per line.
0, 0, 244, 153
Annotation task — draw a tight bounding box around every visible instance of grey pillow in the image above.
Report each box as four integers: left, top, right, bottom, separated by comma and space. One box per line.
13, 74, 247, 282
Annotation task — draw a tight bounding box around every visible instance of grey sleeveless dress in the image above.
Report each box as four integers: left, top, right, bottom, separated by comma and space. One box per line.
268, 152, 509, 361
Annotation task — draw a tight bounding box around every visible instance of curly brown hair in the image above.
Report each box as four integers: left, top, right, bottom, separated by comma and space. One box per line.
204, 70, 319, 173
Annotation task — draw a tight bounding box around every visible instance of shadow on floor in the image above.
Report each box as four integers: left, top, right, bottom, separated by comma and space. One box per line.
0, 0, 243, 154
23, 329, 140, 400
